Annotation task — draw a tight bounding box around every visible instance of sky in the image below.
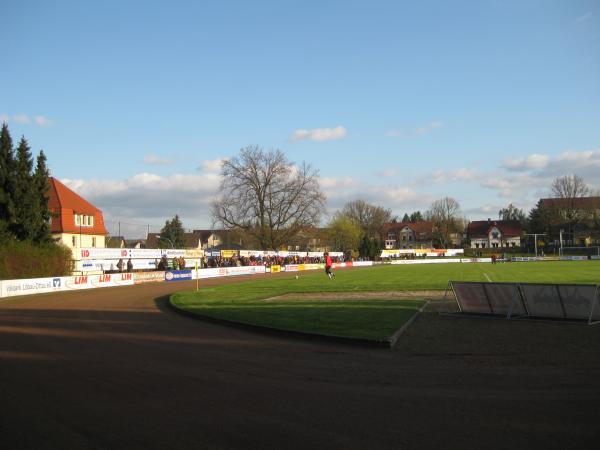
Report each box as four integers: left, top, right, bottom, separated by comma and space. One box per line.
2, 0, 599, 238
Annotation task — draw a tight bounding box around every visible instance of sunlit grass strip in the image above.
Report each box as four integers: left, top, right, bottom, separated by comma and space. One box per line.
170, 261, 600, 341
172, 293, 425, 341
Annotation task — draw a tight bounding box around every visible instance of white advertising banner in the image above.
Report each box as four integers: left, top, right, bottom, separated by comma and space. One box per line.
194, 265, 267, 280
352, 261, 373, 267
76, 258, 203, 272
0, 273, 138, 298
61, 273, 135, 290
1, 276, 66, 298
78, 248, 199, 260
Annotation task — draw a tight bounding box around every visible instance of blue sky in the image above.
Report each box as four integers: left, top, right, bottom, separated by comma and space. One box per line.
2, 0, 599, 237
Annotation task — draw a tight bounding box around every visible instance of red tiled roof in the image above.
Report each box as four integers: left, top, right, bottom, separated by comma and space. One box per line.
467, 220, 522, 237
48, 177, 108, 235
541, 197, 600, 209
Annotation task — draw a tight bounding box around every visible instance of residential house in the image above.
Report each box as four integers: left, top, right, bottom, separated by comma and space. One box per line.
467, 219, 522, 249
146, 230, 225, 249
381, 222, 435, 249
539, 197, 600, 246
47, 177, 108, 251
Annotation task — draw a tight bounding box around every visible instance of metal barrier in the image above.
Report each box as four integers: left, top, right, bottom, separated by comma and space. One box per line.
448, 281, 600, 325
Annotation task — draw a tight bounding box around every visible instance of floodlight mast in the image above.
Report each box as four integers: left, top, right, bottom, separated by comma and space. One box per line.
524, 233, 546, 257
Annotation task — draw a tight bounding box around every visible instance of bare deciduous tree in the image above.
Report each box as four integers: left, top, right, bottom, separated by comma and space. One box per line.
498, 203, 527, 223
551, 174, 589, 199
211, 146, 326, 250
337, 199, 394, 239
550, 174, 590, 224
426, 196, 462, 248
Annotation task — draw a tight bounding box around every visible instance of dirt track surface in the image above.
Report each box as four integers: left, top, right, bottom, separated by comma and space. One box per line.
1, 273, 599, 450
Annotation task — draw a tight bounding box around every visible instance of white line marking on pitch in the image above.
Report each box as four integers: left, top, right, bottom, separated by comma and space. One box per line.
484, 273, 492, 282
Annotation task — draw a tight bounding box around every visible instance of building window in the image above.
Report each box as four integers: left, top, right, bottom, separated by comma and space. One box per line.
74, 214, 94, 227
92, 237, 96, 247
72, 236, 76, 247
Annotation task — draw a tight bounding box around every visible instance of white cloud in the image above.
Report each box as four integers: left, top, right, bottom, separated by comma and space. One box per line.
1, 113, 53, 127
143, 154, 173, 166
430, 168, 479, 183
34, 116, 53, 127
290, 126, 347, 142
12, 114, 31, 125
377, 169, 398, 178
503, 153, 549, 171
500, 148, 600, 187
386, 130, 402, 138
60, 172, 222, 229
198, 158, 227, 173
416, 121, 443, 135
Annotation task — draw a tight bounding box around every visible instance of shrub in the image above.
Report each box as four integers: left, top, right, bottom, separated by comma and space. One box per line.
0, 241, 73, 279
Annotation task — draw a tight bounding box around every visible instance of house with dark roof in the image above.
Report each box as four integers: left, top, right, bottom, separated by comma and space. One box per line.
47, 177, 108, 251
467, 219, 522, 249
539, 197, 600, 246
105, 236, 126, 248
381, 221, 436, 249
146, 230, 225, 249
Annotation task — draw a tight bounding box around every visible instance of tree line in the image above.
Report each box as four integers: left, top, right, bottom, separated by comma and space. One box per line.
0, 123, 71, 278
208, 146, 599, 255
0, 123, 52, 244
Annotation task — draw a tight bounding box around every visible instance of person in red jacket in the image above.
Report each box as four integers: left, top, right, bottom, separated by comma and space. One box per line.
324, 252, 334, 279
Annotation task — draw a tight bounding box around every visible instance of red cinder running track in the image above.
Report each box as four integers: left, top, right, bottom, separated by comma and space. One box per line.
1, 272, 598, 449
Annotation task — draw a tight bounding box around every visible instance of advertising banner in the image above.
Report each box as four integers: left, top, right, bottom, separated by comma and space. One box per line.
392, 258, 463, 265
352, 261, 373, 267
78, 248, 194, 260
223, 266, 266, 277
165, 270, 193, 282
192, 265, 267, 280
1, 276, 66, 298
240, 250, 265, 257
271, 265, 281, 273
134, 271, 166, 285
88, 273, 135, 288
220, 250, 238, 258
184, 249, 204, 258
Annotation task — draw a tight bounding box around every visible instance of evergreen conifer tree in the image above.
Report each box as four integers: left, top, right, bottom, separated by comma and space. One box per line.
0, 123, 15, 239
32, 150, 51, 243
160, 215, 186, 248
10, 137, 37, 240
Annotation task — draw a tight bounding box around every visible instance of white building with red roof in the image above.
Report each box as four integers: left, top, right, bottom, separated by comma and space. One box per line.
467, 219, 522, 249
47, 177, 108, 251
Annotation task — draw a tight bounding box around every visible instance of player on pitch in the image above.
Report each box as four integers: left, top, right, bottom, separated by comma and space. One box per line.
324, 252, 334, 279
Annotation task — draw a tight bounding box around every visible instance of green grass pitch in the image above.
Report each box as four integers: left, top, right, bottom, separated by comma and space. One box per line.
170, 261, 600, 341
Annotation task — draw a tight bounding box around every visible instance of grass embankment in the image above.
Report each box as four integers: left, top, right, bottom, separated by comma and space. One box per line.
170, 261, 600, 341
